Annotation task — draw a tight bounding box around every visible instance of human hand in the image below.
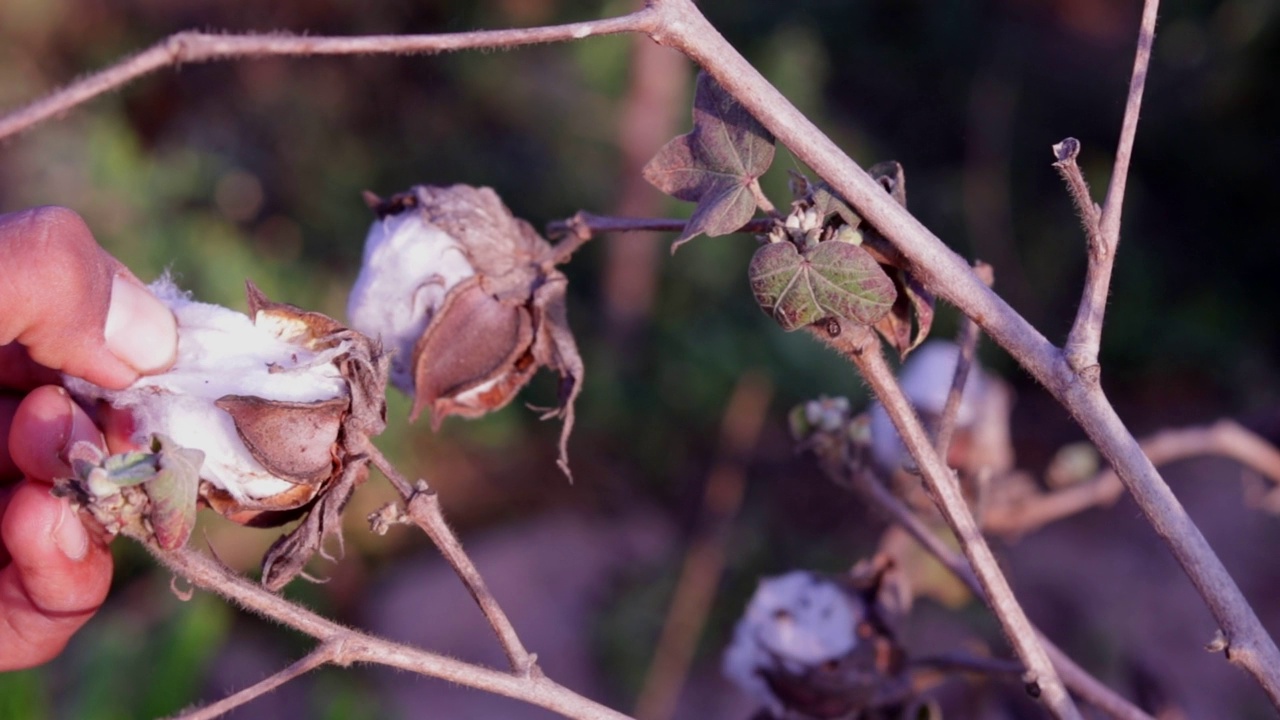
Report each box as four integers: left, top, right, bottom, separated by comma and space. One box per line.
0, 206, 177, 671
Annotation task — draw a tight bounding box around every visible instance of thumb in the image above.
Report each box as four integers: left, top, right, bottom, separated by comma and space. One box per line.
0, 207, 177, 389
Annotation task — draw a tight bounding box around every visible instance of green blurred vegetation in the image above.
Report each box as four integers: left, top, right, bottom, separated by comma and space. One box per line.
2, 0, 1278, 716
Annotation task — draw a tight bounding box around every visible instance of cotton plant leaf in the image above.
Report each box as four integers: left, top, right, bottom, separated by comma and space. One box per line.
642, 71, 776, 251
148, 438, 204, 550
749, 240, 897, 332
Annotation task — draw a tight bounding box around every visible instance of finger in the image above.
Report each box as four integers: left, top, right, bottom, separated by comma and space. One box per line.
0, 206, 177, 389
0, 481, 112, 671
8, 386, 105, 484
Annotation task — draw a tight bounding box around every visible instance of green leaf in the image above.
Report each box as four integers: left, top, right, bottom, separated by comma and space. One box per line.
147, 436, 204, 550
749, 240, 897, 331
642, 71, 776, 251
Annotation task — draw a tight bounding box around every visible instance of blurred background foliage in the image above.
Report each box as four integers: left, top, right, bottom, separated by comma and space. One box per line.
1, 0, 1278, 718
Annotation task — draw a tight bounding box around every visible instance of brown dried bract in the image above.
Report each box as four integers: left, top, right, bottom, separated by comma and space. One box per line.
202, 282, 390, 590
373, 185, 584, 478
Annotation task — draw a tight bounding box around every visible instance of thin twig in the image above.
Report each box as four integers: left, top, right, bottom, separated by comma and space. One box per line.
170, 641, 341, 720
933, 262, 992, 464
366, 445, 538, 677
546, 212, 772, 242
1051, 138, 1101, 231
844, 470, 1153, 720
634, 372, 772, 720
149, 545, 632, 720
648, 0, 1280, 700
0, 10, 660, 142
1063, 0, 1160, 375
814, 325, 1080, 720
983, 420, 1280, 538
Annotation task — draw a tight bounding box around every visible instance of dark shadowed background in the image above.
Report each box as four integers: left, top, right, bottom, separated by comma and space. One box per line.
1, 1, 1278, 718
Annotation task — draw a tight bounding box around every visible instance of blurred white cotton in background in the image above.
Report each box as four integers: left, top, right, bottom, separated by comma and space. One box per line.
722, 571, 863, 717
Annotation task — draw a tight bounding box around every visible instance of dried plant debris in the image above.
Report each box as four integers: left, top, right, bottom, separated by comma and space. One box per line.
348, 184, 583, 477
724, 569, 908, 720
65, 277, 389, 591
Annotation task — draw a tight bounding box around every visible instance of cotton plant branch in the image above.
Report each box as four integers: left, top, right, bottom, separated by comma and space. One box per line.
814, 326, 1079, 720
933, 261, 992, 464
170, 641, 338, 720
5, 0, 1277, 706
982, 420, 1280, 538
362, 443, 537, 677
1062, 0, 1160, 375
147, 544, 632, 720
0, 10, 664, 142
546, 212, 773, 243
837, 464, 1153, 720
645, 0, 1280, 701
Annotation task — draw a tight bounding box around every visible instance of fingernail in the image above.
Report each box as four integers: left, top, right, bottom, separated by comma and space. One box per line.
52, 499, 90, 562
104, 276, 177, 375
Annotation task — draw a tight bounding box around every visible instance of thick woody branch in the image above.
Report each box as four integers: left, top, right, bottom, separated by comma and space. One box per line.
810, 324, 1080, 720
0, 9, 659, 141
648, 0, 1280, 701
149, 545, 631, 720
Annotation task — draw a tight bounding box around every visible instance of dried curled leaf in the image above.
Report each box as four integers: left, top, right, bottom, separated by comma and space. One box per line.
348, 184, 583, 477
643, 71, 776, 251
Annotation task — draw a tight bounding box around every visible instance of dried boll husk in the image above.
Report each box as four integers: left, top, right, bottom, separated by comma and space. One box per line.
65, 278, 388, 590
347, 184, 584, 477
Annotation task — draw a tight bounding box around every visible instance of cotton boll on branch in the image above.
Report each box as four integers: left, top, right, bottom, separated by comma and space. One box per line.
347, 184, 585, 477
66, 278, 389, 589
723, 570, 910, 719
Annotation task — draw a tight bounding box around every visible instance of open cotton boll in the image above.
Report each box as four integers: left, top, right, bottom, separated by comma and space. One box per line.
723, 571, 862, 715
347, 205, 475, 393
67, 277, 347, 505
346, 184, 586, 478
65, 277, 388, 589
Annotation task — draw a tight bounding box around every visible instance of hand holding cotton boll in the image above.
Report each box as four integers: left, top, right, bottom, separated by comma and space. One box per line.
64, 278, 388, 590
347, 184, 584, 477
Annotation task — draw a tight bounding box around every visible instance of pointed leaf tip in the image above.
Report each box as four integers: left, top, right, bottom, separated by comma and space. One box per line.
643, 71, 776, 248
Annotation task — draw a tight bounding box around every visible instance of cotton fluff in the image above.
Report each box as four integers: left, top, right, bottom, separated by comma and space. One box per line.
869, 340, 988, 470
346, 207, 475, 393
723, 571, 862, 716
65, 277, 348, 505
